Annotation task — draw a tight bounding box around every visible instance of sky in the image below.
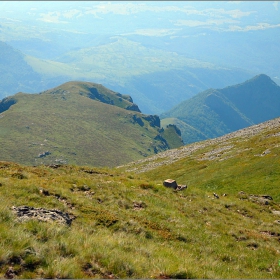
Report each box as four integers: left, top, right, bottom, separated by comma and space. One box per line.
0, 1, 279, 34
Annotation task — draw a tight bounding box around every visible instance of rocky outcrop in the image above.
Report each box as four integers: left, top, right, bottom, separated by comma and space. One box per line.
126, 103, 141, 112
0, 97, 16, 113
11, 205, 74, 225
143, 115, 160, 128
237, 191, 273, 205
131, 114, 144, 126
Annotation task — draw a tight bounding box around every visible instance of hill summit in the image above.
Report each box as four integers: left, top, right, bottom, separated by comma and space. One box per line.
161, 74, 280, 144
0, 81, 183, 167
40, 81, 142, 113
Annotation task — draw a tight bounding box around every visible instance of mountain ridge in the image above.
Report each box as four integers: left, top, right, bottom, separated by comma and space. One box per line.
161, 74, 280, 144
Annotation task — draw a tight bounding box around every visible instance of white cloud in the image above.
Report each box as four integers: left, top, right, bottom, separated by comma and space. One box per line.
38, 12, 68, 24
85, 3, 255, 19
62, 9, 82, 19
173, 18, 239, 27
273, 1, 279, 11
123, 28, 180, 37
228, 22, 280, 32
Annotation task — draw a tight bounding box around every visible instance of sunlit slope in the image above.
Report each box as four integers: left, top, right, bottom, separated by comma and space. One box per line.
161, 74, 280, 144
0, 82, 182, 167
122, 117, 280, 201
0, 117, 280, 278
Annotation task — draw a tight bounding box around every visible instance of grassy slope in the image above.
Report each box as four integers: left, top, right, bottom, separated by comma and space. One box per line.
0, 118, 280, 278
40, 81, 140, 112
0, 84, 181, 167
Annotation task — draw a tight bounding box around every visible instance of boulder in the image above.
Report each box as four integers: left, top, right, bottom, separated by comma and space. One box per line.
163, 179, 178, 189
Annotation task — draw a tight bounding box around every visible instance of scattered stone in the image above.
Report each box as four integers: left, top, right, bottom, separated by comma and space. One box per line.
78, 185, 91, 191
261, 149, 271, 156
38, 151, 51, 158
133, 201, 147, 210
5, 267, 18, 279
213, 193, 219, 199
261, 195, 273, 200
237, 191, 248, 200
39, 188, 50, 196
48, 164, 61, 169
246, 242, 259, 250
249, 194, 272, 205
82, 169, 100, 174
54, 159, 67, 164
272, 210, 280, 216
175, 185, 187, 191
259, 230, 280, 237
163, 179, 178, 189
11, 205, 74, 225
237, 191, 273, 205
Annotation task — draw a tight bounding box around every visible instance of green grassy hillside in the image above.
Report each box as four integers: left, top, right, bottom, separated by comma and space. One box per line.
0, 117, 279, 278
0, 82, 182, 167
161, 74, 280, 144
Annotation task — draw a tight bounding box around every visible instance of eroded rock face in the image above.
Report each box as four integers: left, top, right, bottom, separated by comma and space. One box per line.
143, 115, 160, 128
11, 205, 74, 225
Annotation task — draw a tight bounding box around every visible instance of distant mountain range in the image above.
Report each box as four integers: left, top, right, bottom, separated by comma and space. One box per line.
161, 74, 280, 144
0, 82, 183, 167
0, 41, 42, 97
0, 39, 254, 114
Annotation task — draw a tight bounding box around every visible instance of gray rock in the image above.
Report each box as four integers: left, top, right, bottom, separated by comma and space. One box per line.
11, 205, 74, 225
163, 179, 178, 189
